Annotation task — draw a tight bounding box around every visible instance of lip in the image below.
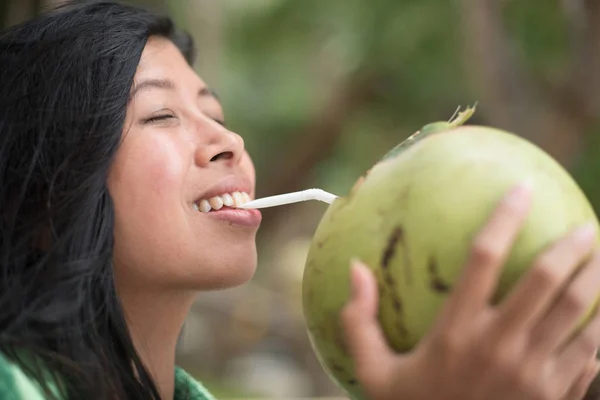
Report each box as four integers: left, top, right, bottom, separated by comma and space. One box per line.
203, 207, 262, 228
191, 174, 261, 228
194, 175, 254, 204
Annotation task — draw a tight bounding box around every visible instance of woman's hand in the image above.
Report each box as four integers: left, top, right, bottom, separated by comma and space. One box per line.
341, 184, 600, 400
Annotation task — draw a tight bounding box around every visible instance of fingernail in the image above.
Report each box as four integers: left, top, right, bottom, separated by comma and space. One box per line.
505, 181, 533, 207
349, 258, 364, 299
574, 222, 598, 242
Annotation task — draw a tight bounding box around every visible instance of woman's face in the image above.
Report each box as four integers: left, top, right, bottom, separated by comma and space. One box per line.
108, 37, 261, 292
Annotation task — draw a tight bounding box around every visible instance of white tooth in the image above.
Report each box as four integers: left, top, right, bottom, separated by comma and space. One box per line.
199, 199, 212, 213
241, 192, 251, 203
221, 193, 234, 207
232, 192, 244, 207
193, 202, 200, 211
209, 196, 224, 210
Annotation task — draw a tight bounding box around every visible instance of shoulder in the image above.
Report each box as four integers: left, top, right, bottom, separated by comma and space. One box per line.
174, 367, 217, 400
0, 353, 49, 400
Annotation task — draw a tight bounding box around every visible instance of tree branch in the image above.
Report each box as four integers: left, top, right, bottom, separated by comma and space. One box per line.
564, 0, 600, 116
458, 0, 541, 134
255, 69, 378, 234
459, 0, 595, 168
521, 0, 599, 166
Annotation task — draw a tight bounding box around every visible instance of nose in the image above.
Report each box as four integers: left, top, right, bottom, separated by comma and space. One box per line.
194, 121, 245, 168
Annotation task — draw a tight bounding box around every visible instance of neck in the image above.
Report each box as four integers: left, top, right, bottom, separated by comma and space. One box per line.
117, 285, 196, 400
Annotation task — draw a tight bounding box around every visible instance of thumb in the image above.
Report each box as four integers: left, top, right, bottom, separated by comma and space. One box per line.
340, 259, 395, 381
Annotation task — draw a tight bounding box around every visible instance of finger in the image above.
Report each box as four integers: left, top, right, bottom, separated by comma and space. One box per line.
442, 183, 532, 326
554, 305, 600, 390
561, 359, 600, 400
528, 249, 600, 357
495, 225, 597, 338
340, 259, 394, 385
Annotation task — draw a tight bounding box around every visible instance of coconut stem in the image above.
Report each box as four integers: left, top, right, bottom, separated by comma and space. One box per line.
379, 103, 478, 162
448, 102, 478, 127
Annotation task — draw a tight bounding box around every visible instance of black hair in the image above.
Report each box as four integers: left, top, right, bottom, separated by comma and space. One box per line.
0, 1, 196, 398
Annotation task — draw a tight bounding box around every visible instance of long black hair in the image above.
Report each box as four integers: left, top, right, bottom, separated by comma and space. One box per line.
0, 1, 196, 398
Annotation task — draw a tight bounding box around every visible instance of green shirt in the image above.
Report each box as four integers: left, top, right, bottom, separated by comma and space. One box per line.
0, 353, 215, 400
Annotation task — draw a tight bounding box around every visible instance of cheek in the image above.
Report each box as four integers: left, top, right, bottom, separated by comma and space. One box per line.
240, 151, 257, 196
109, 134, 193, 279
111, 136, 188, 210
108, 134, 191, 258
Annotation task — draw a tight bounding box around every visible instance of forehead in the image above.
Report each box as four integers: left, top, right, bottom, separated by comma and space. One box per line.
130, 37, 221, 107
134, 37, 203, 86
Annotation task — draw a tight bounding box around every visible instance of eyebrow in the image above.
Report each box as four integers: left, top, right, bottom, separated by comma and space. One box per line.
130, 78, 219, 100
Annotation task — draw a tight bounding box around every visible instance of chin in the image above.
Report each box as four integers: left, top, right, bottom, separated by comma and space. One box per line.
222, 263, 258, 289
186, 251, 258, 291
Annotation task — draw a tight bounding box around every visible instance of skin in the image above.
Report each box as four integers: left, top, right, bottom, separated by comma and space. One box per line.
342, 185, 600, 400
105, 37, 600, 400
107, 37, 259, 399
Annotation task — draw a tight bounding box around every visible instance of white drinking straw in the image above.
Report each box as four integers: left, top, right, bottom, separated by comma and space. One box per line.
236, 188, 339, 209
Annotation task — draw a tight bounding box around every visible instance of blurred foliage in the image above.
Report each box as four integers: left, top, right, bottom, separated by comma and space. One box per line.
3, 0, 597, 208
576, 123, 600, 211
214, 0, 469, 195
165, 0, 600, 396
166, 0, 600, 211
2, 0, 600, 397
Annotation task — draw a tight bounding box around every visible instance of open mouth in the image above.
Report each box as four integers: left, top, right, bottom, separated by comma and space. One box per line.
193, 191, 252, 213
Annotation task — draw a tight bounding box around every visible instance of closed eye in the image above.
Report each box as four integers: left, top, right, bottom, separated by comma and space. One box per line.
144, 114, 175, 124
143, 113, 225, 127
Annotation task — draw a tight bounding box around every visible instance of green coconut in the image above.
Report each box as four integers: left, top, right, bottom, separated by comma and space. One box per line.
302, 105, 600, 400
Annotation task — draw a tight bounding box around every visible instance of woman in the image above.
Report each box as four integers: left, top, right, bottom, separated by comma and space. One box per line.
0, 1, 599, 399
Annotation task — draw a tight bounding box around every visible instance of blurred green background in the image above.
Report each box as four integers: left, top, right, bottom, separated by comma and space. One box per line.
3, 0, 600, 398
